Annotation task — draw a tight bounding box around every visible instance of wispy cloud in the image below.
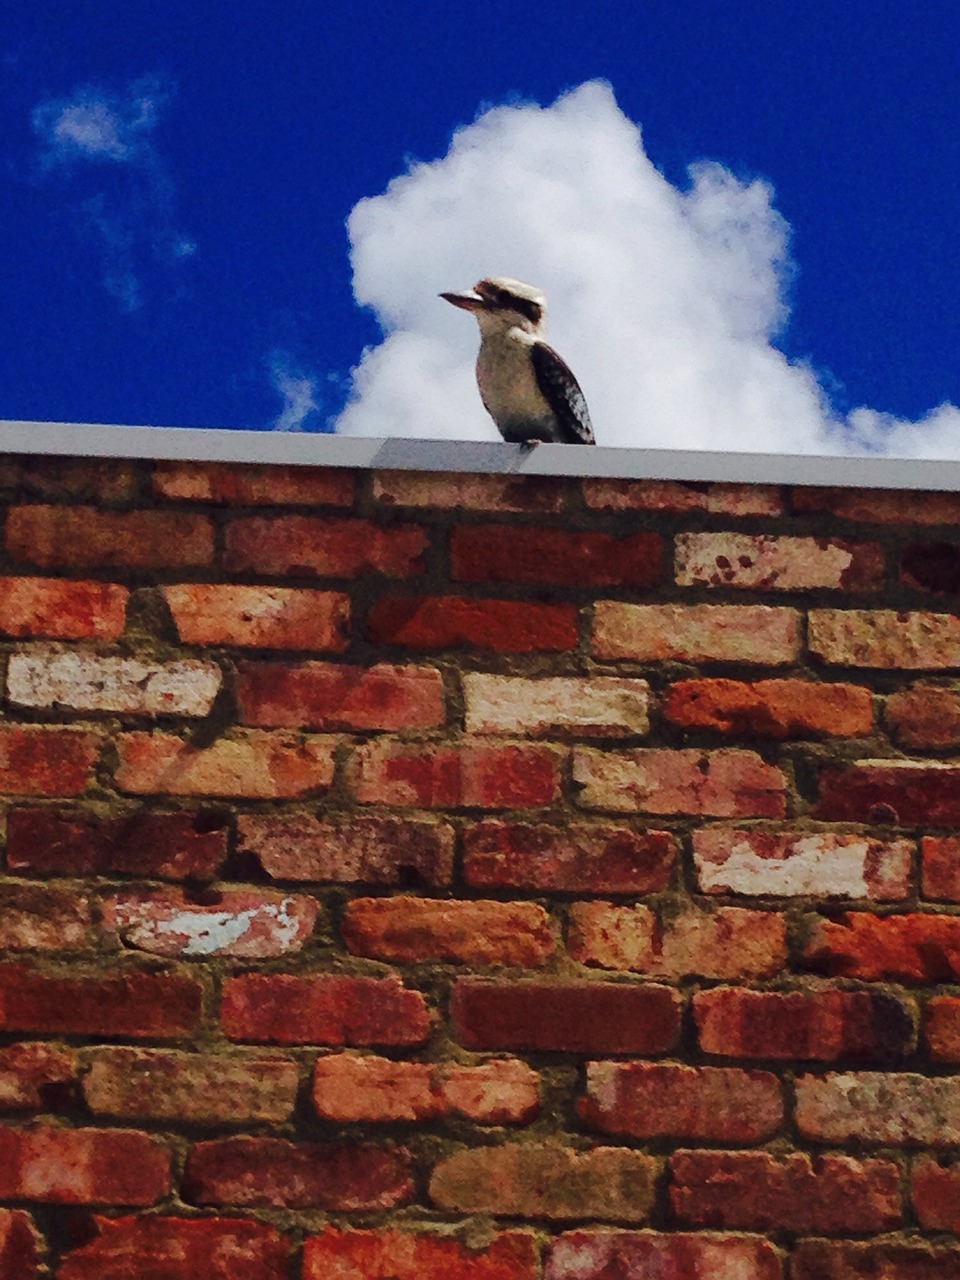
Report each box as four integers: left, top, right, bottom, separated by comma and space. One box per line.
335, 81, 960, 458
267, 354, 324, 432
31, 75, 195, 311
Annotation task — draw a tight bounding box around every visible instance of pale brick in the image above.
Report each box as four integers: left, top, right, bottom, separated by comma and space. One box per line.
102, 889, 318, 957
583, 478, 783, 515
161, 583, 349, 651
809, 608, 960, 668
0, 884, 92, 950
7, 649, 221, 716
546, 1231, 781, 1280
463, 673, 649, 738
114, 731, 335, 798
592, 601, 800, 664
573, 748, 785, 817
796, 1071, 960, 1146
693, 829, 912, 899
676, 532, 882, 591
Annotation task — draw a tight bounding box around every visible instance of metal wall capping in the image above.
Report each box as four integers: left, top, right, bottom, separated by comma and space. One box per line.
0, 418, 954, 491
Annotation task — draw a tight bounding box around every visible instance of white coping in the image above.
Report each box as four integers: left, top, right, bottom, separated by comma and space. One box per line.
0, 418, 957, 491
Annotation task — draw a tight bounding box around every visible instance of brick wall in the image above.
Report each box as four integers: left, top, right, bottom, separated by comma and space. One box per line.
3, 451, 960, 1277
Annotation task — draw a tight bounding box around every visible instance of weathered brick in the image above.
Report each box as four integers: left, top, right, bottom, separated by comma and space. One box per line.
0, 1208, 39, 1279
312, 1053, 539, 1124
573, 748, 785, 816
793, 1240, 960, 1280
5, 808, 227, 879
887, 684, 960, 747
923, 836, 960, 900
816, 759, 960, 824
669, 1150, 901, 1233
583, 477, 783, 515
367, 594, 578, 652
463, 821, 676, 894
7, 649, 221, 716
114, 730, 335, 798
374, 469, 564, 512
796, 1071, 960, 1144
57, 1214, 289, 1280
0, 576, 127, 640
592, 601, 801, 664
912, 1156, 960, 1230
0, 884, 91, 950
0, 1043, 77, 1109
452, 979, 680, 1054
545, 1231, 782, 1280
342, 897, 554, 966
693, 828, 913, 899
568, 903, 785, 978
303, 1226, 539, 1280
676, 532, 882, 591
6, 505, 213, 569
694, 987, 914, 1061
793, 484, 960, 525
224, 514, 427, 577
809, 608, 960, 668
902, 541, 960, 593
0, 454, 139, 503
183, 1136, 411, 1208
429, 1142, 656, 1221
153, 458, 356, 505
161, 582, 350, 650
351, 740, 562, 808
221, 973, 429, 1046
0, 727, 99, 796
664, 678, 872, 738
101, 888, 318, 957
463, 674, 649, 738
83, 1048, 298, 1123
237, 813, 454, 885
803, 911, 960, 982
451, 525, 662, 588
0, 1124, 169, 1204
0, 965, 202, 1038
579, 1061, 782, 1143
236, 659, 444, 729
926, 997, 960, 1061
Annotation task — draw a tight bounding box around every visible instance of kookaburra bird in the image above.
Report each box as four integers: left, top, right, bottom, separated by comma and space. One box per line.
441, 276, 595, 445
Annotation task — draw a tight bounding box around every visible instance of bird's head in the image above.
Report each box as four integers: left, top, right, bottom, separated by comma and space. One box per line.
441, 276, 547, 336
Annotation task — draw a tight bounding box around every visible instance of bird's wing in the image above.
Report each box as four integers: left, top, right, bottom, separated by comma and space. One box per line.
530, 342, 595, 444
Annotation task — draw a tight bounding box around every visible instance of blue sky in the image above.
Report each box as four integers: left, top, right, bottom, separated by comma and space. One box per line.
4, 3, 960, 455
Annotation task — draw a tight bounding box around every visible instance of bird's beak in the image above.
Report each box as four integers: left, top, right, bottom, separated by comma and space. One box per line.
440, 289, 486, 312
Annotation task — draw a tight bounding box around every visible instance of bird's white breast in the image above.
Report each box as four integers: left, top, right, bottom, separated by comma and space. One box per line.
475, 327, 553, 429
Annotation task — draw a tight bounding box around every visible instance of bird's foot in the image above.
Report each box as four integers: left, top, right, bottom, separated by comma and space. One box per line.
520, 439, 540, 451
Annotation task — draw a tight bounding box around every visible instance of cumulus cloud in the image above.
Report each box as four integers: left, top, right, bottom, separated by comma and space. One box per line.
335, 81, 960, 457
31, 76, 195, 311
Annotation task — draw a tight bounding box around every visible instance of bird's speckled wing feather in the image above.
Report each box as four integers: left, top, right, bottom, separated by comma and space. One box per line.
530, 341, 595, 444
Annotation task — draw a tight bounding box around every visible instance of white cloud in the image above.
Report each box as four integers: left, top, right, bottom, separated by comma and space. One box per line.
268, 355, 322, 432
335, 81, 960, 457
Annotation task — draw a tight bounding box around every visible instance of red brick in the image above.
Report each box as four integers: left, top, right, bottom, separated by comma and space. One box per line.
0, 884, 91, 950
817, 760, 960, 824
902, 541, 960, 593
592, 601, 800, 664
0, 455, 139, 502
153, 458, 356, 505
579, 1061, 782, 1143
237, 813, 454, 885
312, 1052, 539, 1124
57, 1215, 289, 1280
463, 821, 677, 894
114, 730, 335, 798
463, 673, 649, 737
0, 965, 202, 1038
923, 836, 960, 900
925, 996, 960, 1061
0, 576, 127, 640
568, 903, 785, 978
224, 514, 427, 576
451, 524, 662, 588
6, 505, 213, 569
429, 1142, 655, 1221
887, 685, 960, 747
583, 477, 783, 515
374, 469, 565, 512
4, 808, 227, 879
342, 897, 554, 966
303, 1226, 539, 1280
809, 607, 960, 668
793, 485, 960, 525
183, 1136, 411, 1209
912, 1156, 960, 1230
236, 660, 444, 729
0, 1209, 39, 1279
161, 582, 349, 651
573, 747, 786, 817
664, 678, 872, 738
221, 972, 429, 1046
693, 987, 914, 1060
676, 531, 882, 591
0, 1124, 169, 1204
546, 1231, 782, 1280
84, 1048, 298, 1123
0, 727, 99, 796
803, 911, 960, 982
101, 888, 317, 958
793, 1240, 960, 1279
0, 1043, 77, 1110
452, 979, 680, 1054
351, 740, 562, 808
669, 1150, 901, 1233
367, 594, 577, 652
